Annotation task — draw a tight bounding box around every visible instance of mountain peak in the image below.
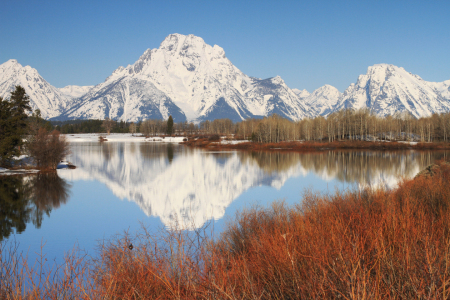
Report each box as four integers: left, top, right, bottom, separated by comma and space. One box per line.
271, 76, 284, 84
293, 88, 310, 99
6, 59, 19, 65
366, 63, 409, 77
321, 84, 337, 90
304, 84, 341, 116
159, 33, 206, 52
336, 63, 449, 118
1, 59, 23, 72
0, 59, 76, 119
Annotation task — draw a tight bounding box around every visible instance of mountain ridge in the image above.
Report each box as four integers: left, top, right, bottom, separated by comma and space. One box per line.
1, 34, 449, 121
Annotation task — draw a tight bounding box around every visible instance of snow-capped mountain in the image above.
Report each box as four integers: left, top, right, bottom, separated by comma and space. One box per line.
57, 33, 313, 122
0, 59, 76, 119
333, 64, 450, 118
59, 85, 93, 99
304, 84, 341, 116
2, 39, 450, 122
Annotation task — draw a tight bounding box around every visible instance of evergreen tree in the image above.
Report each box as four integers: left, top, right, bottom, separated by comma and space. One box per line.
167, 115, 174, 135
0, 86, 31, 167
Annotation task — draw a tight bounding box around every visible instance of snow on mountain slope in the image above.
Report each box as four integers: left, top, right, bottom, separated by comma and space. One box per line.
245, 76, 314, 120
427, 79, 450, 101
59, 85, 93, 99
292, 88, 310, 99
3, 48, 450, 122
59, 76, 186, 122
304, 84, 341, 116
59, 34, 313, 122
334, 64, 450, 118
140, 34, 256, 122
0, 59, 73, 119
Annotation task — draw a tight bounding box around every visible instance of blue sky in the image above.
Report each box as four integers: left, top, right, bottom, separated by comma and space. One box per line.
1, 0, 449, 92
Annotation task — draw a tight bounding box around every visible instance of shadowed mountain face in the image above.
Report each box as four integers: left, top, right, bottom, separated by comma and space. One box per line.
57, 142, 449, 229
0, 173, 70, 241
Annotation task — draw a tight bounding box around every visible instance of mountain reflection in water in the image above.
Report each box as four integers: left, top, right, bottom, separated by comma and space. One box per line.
58, 142, 449, 229
0, 173, 70, 240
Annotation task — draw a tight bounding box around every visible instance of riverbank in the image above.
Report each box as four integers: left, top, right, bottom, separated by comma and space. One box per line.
1, 160, 450, 298
0, 162, 75, 177
64, 133, 186, 143
181, 136, 450, 151
0, 167, 40, 176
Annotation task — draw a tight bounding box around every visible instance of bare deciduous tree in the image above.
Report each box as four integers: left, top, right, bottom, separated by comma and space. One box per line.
102, 117, 115, 135
28, 129, 71, 169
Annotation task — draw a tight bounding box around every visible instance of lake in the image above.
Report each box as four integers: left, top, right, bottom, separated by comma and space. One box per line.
1, 141, 449, 264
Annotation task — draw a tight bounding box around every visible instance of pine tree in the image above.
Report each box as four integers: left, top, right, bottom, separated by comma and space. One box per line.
167, 115, 174, 135
0, 86, 31, 167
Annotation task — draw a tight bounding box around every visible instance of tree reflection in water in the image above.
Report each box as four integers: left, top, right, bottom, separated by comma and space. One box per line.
167, 143, 174, 163
0, 173, 70, 241
241, 150, 450, 185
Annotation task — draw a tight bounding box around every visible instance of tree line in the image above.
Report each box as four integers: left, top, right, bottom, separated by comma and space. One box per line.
40, 109, 450, 143
53, 119, 132, 134
235, 110, 450, 143
131, 111, 450, 143
136, 111, 449, 143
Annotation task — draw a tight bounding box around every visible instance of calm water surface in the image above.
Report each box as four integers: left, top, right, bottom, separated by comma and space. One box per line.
1, 142, 449, 263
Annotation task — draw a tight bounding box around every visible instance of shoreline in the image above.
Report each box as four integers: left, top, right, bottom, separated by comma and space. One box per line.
181, 138, 450, 152
64, 133, 186, 143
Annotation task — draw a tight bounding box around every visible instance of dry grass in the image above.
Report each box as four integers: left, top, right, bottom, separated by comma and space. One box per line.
2, 161, 450, 299
0, 241, 96, 299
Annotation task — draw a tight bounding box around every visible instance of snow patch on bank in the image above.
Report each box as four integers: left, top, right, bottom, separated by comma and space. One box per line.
0, 168, 40, 176
64, 133, 186, 143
